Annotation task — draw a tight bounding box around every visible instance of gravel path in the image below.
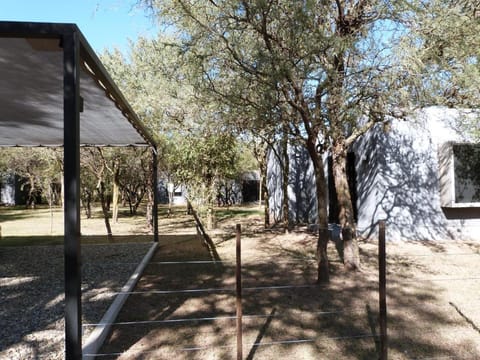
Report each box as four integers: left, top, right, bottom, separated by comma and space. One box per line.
0, 242, 153, 360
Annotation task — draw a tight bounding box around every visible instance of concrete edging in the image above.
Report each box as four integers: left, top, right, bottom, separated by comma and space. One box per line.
82, 241, 158, 359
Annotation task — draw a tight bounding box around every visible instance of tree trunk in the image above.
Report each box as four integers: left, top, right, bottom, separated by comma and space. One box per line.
258, 144, 270, 228
306, 136, 330, 283
331, 142, 360, 271
112, 168, 120, 224
98, 181, 112, 240
146, 177, 154, 232
258, 174, 263, 207
281, 126, 290, 232
206, 206, 216, 230
48, 186, 54, 235
60, 174, 64, 208
133, 188, 144, 214
85, 191, 92, 219
206, 180, 216, 230
261, 169, 270, 228
26, 177, 36, 209
146, 188, 153, 232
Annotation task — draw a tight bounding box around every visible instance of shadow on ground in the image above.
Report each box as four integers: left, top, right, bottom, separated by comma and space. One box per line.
0, 237, 153, 359
96, 219, 480, 359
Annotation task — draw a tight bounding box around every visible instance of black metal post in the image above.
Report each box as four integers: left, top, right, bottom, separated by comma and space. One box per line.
236, 224, 243, 360
63, 29, 82, 360
152, 147, 159, 242
379, 220, 387, 360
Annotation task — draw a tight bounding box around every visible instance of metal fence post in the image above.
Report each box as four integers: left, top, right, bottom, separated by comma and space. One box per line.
379, 220, 388, 360
236, 224, 243, 360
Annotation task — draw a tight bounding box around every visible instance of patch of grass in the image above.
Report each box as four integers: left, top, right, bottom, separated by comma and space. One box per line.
0, 234, 155, 247
157, 204, 189, 217
0, 203, 152, 244
214, 205, 263, 222
0, 235, 64, 247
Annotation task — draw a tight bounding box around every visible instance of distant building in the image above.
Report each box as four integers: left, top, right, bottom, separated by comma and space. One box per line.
0, 173, 28, 206
267, 106, 480, 241
157, 180, 188, 205
0, 173, 15, 205
156, 171, 260, 207
240, 171, 260, 203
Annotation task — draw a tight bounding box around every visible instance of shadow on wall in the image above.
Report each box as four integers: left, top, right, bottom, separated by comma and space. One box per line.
267, 146, 284, 224
289, 145, 317, 224
356, 120, 458, 241
267, 144, 318, 226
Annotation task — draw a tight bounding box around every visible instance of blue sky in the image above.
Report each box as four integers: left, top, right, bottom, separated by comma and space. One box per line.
1, 0, 157, 54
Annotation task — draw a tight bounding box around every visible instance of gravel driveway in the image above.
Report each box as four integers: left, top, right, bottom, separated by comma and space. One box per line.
0, 242, 152, 360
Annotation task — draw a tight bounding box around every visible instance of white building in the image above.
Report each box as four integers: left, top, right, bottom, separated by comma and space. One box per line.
268, 106, 480, 241
0, 173, 16, 205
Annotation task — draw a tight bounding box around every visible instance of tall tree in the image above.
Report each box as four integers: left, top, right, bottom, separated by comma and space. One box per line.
402, 0, 480, 112
102, 34, 255, 227
140, 0, 416, 281
81, 148, 114, 239
1, 148, 62, 208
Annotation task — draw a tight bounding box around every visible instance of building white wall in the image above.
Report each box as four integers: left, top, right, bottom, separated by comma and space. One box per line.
267, 106, 480, 241
267, 144, 324, 225
354, 106, 480, 241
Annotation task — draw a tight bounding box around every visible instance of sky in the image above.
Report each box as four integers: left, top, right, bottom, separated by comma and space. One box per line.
1, 0, 158, 54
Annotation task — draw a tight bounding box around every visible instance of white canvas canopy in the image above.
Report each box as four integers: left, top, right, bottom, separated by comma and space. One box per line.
0, 24, 154, 147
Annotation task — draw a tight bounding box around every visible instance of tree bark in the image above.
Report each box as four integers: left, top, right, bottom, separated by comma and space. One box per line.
81, 188, 92, 219
112, 167, 120, 224
206, 180, 216, 230
331, 142, 360, 270
98, 181, 112, 240
306, 136, 330, 283
281, 127, 290, 233
26, 176, 36, 209
260, 159, 270, 228
145, 157, 154, 232
146, 188, 153, 231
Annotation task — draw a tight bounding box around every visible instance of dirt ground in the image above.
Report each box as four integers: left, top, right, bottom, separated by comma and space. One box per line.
95, 206, 480, 359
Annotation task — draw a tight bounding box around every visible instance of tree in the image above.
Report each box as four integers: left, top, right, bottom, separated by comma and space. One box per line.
81, 148, 114, 239
1, 148, 62, 208
140, 0, 417, 282
102, 34, 253, 228
402, 0, 480, 110
117, 148, 152, 217
170, 130, 241, 228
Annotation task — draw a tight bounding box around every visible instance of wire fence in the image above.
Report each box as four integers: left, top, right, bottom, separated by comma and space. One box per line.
82, 219, 480, 360
379, 220, 480, 360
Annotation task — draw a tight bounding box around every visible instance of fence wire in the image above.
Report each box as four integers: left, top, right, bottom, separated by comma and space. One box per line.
83, 221, 480, 359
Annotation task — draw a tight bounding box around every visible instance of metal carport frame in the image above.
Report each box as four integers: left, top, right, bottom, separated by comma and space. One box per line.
0, 21, 158, 359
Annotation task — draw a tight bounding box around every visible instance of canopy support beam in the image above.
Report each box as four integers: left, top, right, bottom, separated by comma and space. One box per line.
63, 29, 82, 360
0, 22, 159, 360
152, 147, 159, 243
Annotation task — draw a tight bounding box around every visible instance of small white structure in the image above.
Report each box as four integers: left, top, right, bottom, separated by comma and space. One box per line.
157, 179, 188, 205
0, 173, 15, 205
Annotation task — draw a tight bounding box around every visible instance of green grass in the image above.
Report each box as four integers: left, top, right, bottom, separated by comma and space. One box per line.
214, 205, 263, 222
0, 203, 262, 246
0, 235, 64, 247
0, 204, 152, 246
0, 234, 154, 247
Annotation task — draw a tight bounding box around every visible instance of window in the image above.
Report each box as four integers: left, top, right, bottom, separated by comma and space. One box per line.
439, 142, 480, 207
174, 190, 183, 197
